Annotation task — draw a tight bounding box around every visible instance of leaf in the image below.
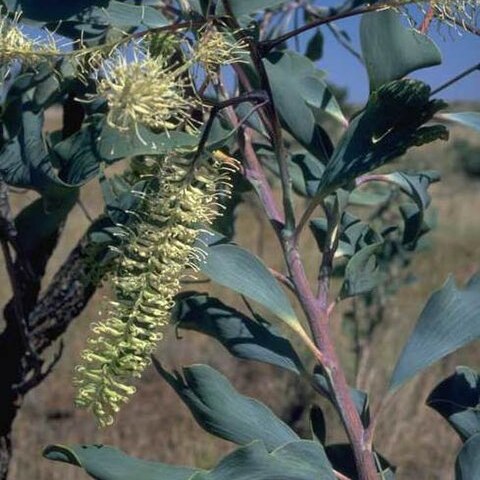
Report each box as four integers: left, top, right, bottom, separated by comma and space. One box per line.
315, 80, 448, 198
390, 274, 480, 390
339, 243, 383, 299
5, 0, 167, 29
427, 366, 480, 442
98, 122, 198, 161
173, 293, 304, 374
456, 434, 480, 480
360, 9, 442, 90
154, 362, 299, 451
43, 444, 199, 480
380, 170, 440, 211
199, 240, 300, 330
192, 440, 335, 480
439, 112, 480, 132
311, 211, 382, 259
0, 97, 74, 196
264, 51, 346, 160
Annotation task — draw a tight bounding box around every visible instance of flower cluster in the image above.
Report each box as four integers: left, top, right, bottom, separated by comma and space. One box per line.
74, 153, 237, 427
96, 53, 193, 136
194, 27, 248, 76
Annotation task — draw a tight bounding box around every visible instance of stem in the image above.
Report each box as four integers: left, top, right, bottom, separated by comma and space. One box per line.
282, 234, 378, 480
258, 0, 416, 55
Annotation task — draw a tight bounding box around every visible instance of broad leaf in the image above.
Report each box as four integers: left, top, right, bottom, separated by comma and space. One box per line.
154, 362, 299, 451
427, 366, 480, 442
43, 444, 198, 480
390, 274, 480, 390
264, 51, 345, 160
98, 122, 198, 161
5, 0, 167, 28
200, 240, 300, 330
192, 440, 335, 480
360, 10, 441, 90
315, 80, 448, 198
173, 293, 304, 374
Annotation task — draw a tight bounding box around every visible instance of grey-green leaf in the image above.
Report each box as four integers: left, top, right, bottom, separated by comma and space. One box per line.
43, 444, 199, 480
339, 243, 383, 299
390, 274, 480, 390
360, 10, 442, 90
200, 241, 299, 330
315, 80, 448, 198
154, 362, 299, 451
192, 440, 335, 480
173, 293, 304, 374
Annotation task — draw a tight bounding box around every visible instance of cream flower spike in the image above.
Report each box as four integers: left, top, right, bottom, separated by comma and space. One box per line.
74, 152, 238, 427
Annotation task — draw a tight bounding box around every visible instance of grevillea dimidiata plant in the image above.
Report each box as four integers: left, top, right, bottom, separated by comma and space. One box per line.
1, 2, 480, 480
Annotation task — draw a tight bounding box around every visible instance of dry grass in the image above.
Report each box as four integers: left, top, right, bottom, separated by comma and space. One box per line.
4, 112, 480, 480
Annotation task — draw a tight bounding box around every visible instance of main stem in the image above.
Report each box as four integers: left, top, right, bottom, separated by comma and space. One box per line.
282, 235, 378, 480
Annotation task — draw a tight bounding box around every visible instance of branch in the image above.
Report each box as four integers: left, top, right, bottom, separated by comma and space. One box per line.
258, 0, 415, 55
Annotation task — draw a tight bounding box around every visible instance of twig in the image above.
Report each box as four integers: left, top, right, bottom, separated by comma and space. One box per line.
430, 61, 480, 96
258, 0, 415, 55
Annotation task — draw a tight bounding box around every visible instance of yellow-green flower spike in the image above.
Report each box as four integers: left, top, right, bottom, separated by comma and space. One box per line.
74, 153, 238, 427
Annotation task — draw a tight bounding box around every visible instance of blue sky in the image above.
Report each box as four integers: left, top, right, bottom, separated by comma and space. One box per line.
316, 16, 479, 104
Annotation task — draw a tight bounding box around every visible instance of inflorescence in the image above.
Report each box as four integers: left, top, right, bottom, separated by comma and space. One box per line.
74, 154, 238, 427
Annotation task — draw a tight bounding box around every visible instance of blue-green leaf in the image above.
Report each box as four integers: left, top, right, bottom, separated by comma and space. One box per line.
264, 51, 345, 160
43, 444, 198, 480
154, 362, 299, 451
360, 10, 442, 90
173, 293, 305, 374
200, 240, 299, 330
193, 440, 335, 480
315, 80, 448, 198
390, 274, 480, 390
5, 0, 166, 28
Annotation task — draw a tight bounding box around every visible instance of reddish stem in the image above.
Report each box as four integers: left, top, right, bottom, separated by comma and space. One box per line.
420, 3, 435, 33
